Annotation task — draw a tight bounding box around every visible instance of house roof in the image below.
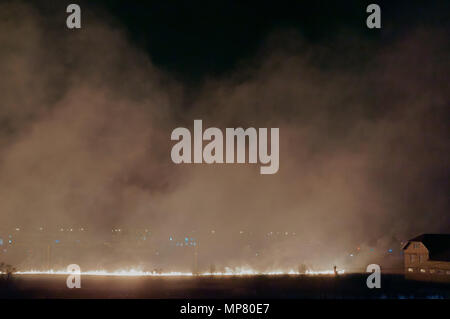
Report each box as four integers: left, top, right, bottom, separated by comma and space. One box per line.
404, 234, 450, 262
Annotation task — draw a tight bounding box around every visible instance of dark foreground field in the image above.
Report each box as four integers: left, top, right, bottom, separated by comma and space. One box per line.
1, 274, 449, 299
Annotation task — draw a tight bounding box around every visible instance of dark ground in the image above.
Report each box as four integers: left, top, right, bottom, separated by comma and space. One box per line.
1, 274, 449, 299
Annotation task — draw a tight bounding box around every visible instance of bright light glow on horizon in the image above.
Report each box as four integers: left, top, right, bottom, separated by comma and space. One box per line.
15, 268, 345, 277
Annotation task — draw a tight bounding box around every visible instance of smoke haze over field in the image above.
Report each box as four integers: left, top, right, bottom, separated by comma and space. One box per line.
0, 1, 448, 271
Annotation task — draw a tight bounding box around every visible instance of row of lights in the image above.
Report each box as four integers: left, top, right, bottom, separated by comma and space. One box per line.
10, 227, 299, 235
10, 227, 87, 232
349, 248, 394, 257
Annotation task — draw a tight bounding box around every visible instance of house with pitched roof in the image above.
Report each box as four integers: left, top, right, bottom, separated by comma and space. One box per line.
403, 234, 450, 282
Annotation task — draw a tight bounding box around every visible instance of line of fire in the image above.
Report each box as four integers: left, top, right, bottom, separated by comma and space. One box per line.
1, 226, 449, 282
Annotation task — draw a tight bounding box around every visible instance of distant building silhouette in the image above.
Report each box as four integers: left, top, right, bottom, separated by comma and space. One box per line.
403, 234, 450, 282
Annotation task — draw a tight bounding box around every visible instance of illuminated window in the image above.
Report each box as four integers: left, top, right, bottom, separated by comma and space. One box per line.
407, 268, 414, 272
420, 268, 426, 273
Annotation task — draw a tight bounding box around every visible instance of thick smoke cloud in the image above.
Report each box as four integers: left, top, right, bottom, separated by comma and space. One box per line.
0, 2, 448, 272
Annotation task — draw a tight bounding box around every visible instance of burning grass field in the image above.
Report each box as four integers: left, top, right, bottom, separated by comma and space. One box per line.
1, 273, 449, 299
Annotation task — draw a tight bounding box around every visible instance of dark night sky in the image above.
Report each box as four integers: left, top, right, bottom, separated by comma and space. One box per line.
32, 0, 449, 84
